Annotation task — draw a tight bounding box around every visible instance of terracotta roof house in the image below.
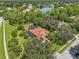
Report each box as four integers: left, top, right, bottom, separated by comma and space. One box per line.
26, 27, 48, 40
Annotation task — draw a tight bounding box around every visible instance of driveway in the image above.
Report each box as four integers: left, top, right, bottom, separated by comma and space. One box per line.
0, 17, 3, 27
55, 34, 79, 59
0, 17, 9, 59
3, 20, 9, 59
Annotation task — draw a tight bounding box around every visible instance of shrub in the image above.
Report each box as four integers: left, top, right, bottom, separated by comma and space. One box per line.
24, 33, 28, 39
19, 31, 25, 37
17, 25, 24, 30
11, 30, 17, 37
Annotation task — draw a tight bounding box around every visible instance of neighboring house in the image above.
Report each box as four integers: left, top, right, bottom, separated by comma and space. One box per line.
69, 16, 76, 19
28, 4, 33, 10
6, 7, 12, 11
58, 6, 64, 9
22, 4, 33, 12
23, 8, 31, 12
26, 27, 49, 41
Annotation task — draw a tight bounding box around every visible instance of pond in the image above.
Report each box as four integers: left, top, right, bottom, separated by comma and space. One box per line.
39, 7, 53, 13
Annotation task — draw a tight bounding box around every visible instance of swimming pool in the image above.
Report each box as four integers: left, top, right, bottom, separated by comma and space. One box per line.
39, 7, 53, 13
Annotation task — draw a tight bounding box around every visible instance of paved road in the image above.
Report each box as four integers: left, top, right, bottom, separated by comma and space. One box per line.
55, 34, 79, 59
3, 20, 9, 59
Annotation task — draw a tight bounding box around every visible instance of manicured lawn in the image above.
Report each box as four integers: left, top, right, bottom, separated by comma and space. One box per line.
0, 24, 5, 59
5, 20, 32, 47
17, 23, 33, 47
5, 20, 16, 46
51, 43, 62, 51
17, 31, 25, 48
5, 20, 16, 59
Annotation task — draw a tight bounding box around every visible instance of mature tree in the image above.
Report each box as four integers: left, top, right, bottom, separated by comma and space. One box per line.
58, 13, 69, 22
33, 17, 43, 26
50, 8, 60, 15
43, 17, 59, 31
57, 22, 73, 44
8, 38, 22, 59
17, 25, 24, 30
21, 39, 54, 59
72, 5, 79, 15
48, 31, 58, 43
66, 6, 74, 16
73, 18, 79, 32
11, 30, 18, 37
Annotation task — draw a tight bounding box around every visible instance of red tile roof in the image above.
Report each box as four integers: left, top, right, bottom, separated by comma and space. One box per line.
30, 27, 46, 38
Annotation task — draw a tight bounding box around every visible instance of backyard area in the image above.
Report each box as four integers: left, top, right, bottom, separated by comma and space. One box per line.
5, 20, 33, 59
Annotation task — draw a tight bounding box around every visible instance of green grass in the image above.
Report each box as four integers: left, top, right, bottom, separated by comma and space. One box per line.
5, 20, 16, 46
51, 43, 62, 51
5, 20, 32, 59
5, 20, 16, 59
58, 38, 75, 53
17, 31, 25, 47
5, 20, 32, 47
5, 20, 74, 55
0, 24, 5, 59
18, 23, 33, 48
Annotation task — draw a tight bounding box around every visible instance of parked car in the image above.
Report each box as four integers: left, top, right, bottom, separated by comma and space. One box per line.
70, 47, 79, 57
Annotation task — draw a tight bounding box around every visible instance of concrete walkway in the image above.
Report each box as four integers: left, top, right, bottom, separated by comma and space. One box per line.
55, 34, 79, 59
3, 20, 9, 59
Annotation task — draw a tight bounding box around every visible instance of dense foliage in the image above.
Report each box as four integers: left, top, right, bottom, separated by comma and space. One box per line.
21, 39, 54, 59
0, 0, 79, 3
8, 38, 22, 59
1, 2, 79, 59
